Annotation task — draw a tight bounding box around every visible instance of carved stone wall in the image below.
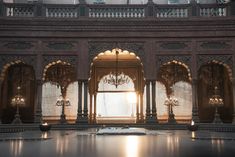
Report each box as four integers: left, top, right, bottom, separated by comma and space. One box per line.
88, 41, 145, 64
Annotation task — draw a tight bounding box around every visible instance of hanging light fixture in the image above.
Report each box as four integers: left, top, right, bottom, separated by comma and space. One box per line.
103, 49, 130, 88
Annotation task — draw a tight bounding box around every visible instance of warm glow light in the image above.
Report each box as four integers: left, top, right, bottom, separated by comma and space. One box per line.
42, 122, 48, 126
127, 92, 137, 104
191, 120, 194, 126
125, 136, 139, 157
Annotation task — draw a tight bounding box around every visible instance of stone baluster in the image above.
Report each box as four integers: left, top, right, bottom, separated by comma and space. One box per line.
83, 80, 88, 119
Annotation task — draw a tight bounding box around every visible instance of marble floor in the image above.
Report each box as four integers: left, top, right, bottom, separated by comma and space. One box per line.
0, 129, 235, 157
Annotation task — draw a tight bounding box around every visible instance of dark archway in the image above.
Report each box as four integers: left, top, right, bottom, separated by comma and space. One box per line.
198, 62, 233, 123
0, 62, 35, 124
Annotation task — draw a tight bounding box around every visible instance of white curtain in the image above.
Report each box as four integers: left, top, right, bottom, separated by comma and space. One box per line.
97, 75, 136, 117
156, 81, 192, 119
42, 82, 78, 120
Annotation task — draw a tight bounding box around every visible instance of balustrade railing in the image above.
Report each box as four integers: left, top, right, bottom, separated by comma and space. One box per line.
0, 2, 233, 19
88, 5, 145, 18
46, 5, 78, 18
199, 4, 228, 17
4, 3, 35, 17
155, 5, 189, 18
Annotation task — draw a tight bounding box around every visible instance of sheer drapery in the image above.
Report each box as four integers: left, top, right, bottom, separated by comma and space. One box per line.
97, 76, 136, 117
156, 81, 192, 119
42, 82, 78, 120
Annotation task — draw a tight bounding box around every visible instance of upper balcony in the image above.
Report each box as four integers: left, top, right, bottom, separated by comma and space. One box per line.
0, 0, 234, 19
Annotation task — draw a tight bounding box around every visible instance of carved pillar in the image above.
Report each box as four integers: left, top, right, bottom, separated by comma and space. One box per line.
89, 94, 93, 123
136, 92, 140, 123
83, 80, 88, 118
76, 81, 83, 123
93, 94, 97, 123
192, 78, 200, 123
34, 80, 43, 123
140, 93, 144, 122
0, 80, 2, 124
145, 80, 151, 122
232, 78, 235, 124
151, 81, 158, 123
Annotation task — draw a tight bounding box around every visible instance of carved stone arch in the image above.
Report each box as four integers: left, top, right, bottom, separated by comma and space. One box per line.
0, 55, 36, 81
197, 55, 233, 77
0, 60, 36, 123
42, 55, 78, 70
197, 59, 233, 123
156, 55, 192, 74
88, 41, 145, 65
156, 59, 192, 96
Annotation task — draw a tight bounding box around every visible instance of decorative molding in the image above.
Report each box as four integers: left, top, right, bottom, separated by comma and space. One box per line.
88, 41, 145, 63
46, 42, 74, 50
156, 55, 191, 72
159, 42, 188, 50
0, 55, 36, 69
197, 55, 233, 71
42, 55, 78, 68
3, 41, 34, 50
200, 41, 231, 50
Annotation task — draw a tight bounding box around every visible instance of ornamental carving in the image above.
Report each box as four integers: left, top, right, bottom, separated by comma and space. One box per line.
46, 42, 74, 50
42, 55, 78, 68
200, 41, 231, 49
88, 41, 145, 63
197, 55, 233, 71
160, 42, 188, 50
156, 55, 191, 72
3, 41, 34, 50
0, 55, 36, 71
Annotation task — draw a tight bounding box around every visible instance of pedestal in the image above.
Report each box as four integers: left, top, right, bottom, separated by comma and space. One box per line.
12, 113, 22, 124
168, 113, 176, 123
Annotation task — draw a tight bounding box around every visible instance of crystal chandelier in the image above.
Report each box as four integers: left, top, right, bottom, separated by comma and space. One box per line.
11, 86, 26, 124
103, 49, 130, 88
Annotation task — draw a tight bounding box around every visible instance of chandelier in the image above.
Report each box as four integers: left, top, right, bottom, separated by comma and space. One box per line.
208, 86, 224, 107
11, 86, 26, 124
103, 49, 130, 88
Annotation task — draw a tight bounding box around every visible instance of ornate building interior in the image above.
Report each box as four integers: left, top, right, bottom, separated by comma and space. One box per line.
0, 0, 234, 125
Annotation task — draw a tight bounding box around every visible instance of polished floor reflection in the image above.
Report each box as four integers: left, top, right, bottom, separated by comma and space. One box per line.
1, 130, 235, 157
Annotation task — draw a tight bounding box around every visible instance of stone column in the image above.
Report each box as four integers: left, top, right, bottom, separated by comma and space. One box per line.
76, 81, 83, 123
140, 93, 144, 122
93, 94, 97, 123
192, 78, 200, 123
136, 92, 140, 123
89, 94, 93, 123
151, 81, 158, 123
145, 80, 151, 122
34, 80, 43, 123
83, 80, 88, 119
0, 80, 2, 124
232, 78, 235, 124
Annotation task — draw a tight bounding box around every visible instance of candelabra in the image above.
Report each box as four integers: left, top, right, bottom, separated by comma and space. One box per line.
164, 96, 179, 123
11, 86, 26, 124
56, 95, 71, 124
209, 86, 224, 123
